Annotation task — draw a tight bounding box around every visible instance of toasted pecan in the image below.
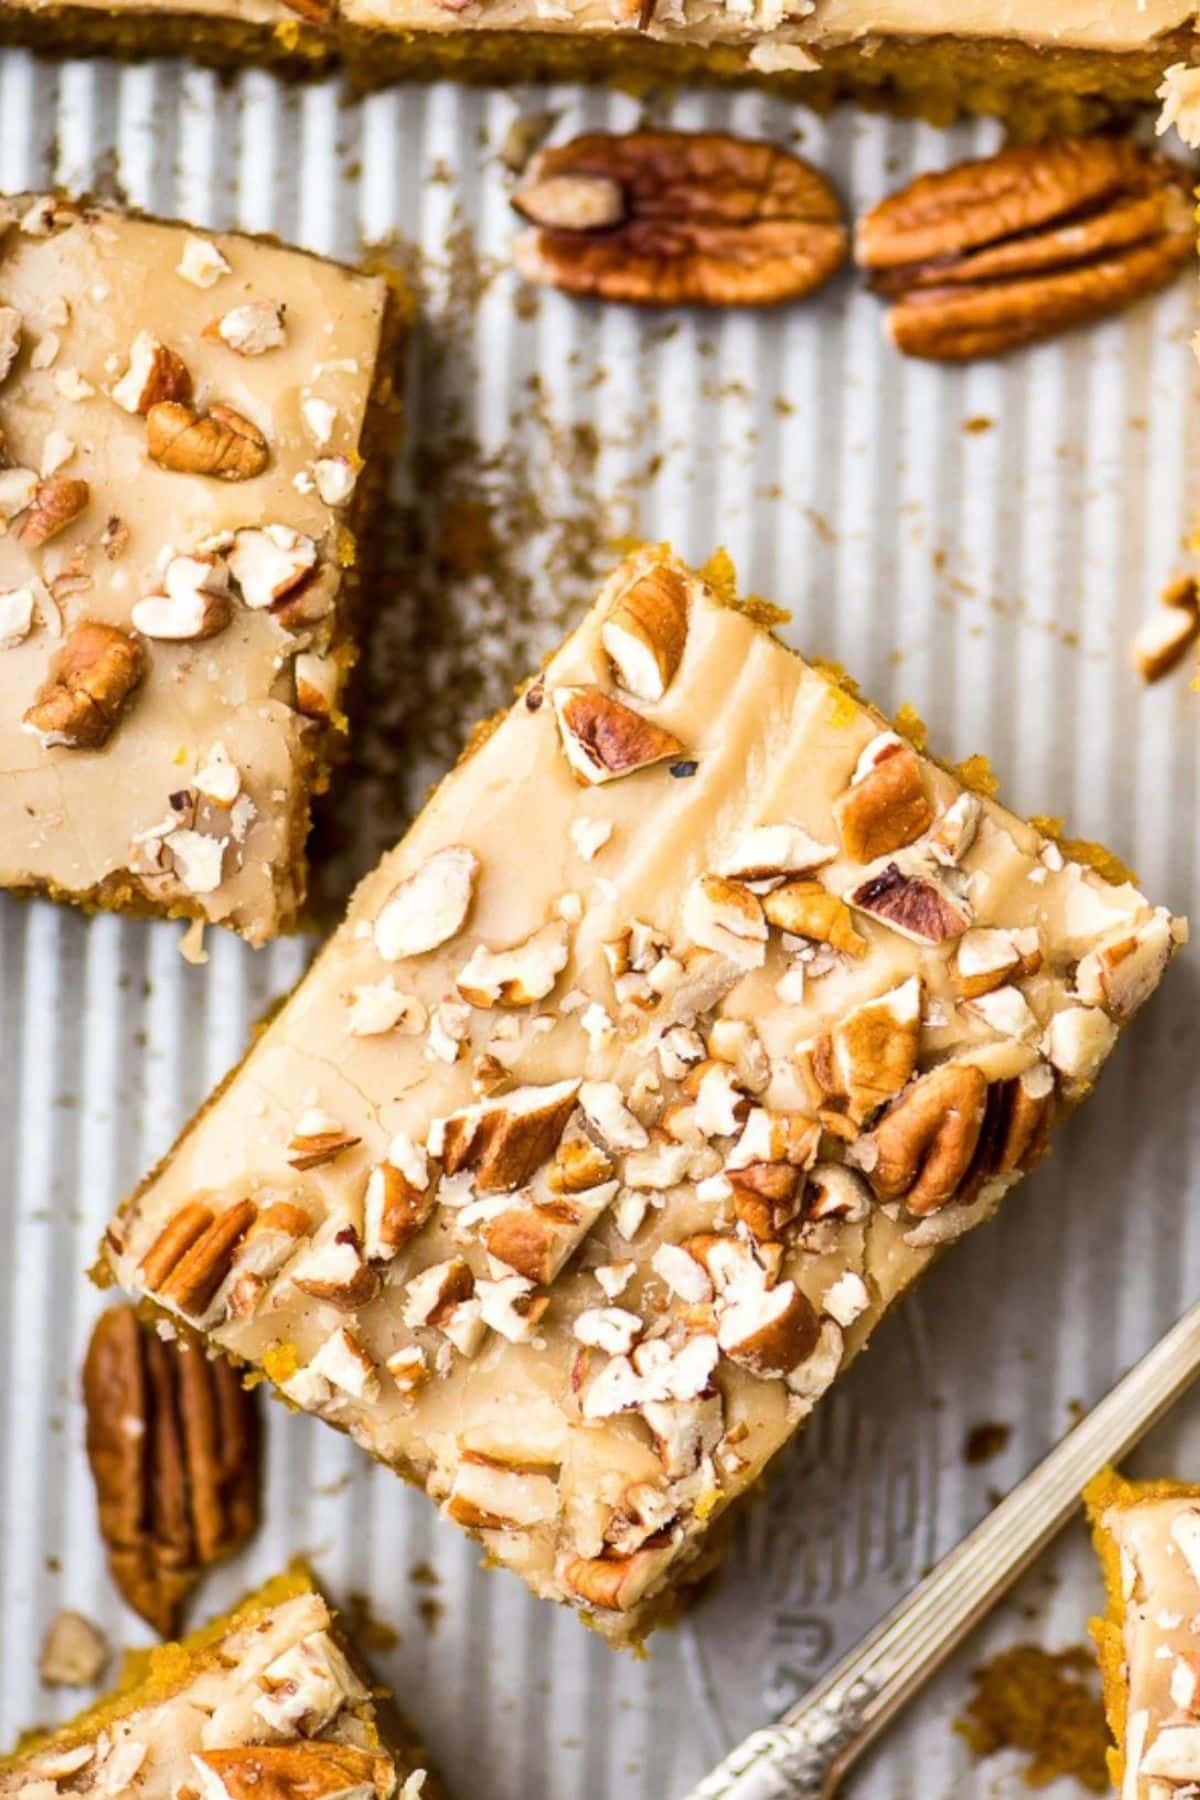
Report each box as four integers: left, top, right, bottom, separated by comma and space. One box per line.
23, 620, 144, 750
513, 130, 847, 308
857, 137, 1193, 361
141, 1198, 258, 1317
865, 1061, 989, 1216
146, 400, 269, 480
82, 1305, 259, 1636
18, 477, 89, 547
196, 1744, 391, 1800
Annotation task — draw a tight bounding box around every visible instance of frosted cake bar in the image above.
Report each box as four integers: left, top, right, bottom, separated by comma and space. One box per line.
0, 1568, 431, 1799
105, 549, 1184, 1643
0, 193, 401, 944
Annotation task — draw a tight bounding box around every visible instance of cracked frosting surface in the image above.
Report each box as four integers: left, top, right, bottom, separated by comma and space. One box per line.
107, 550, 1183, 1643
0, 1580, 427, 1799
0, 195, 392, 944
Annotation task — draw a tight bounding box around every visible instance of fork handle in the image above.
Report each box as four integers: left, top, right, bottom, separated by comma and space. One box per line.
687, 1295, 1200, 1800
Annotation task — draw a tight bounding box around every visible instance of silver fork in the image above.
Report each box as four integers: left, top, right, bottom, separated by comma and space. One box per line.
685, 1295, 1200, 1800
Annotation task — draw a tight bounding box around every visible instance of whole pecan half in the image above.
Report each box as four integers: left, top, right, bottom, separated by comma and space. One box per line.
197, 1745, 396, 1800
146, 400, 269, 480
956, 1069, 1057, 1207
23, 619, 144, 750
864, 1060, 989, 1215
856, 137, 1194, 360
139, 1196, 260, 1317
82, 1304, 259, 1635
512, 130, 847, 308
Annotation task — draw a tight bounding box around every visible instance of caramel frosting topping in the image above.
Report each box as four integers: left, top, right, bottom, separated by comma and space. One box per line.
1104, 1495, 1200, 1797
0, 1584, 426, 1799
0, 194, 393, 944
107, 550, 1183, 1642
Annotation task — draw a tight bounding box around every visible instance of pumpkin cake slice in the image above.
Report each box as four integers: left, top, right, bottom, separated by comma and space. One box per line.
0, 1566, 433, 1798
1, 0, 1197, 124
0, 0, 334, 73
1088, 1469, 1200, 1797
0, 192, 404, 944
335, 0, 1200, 121
104, 547, 1184, 1645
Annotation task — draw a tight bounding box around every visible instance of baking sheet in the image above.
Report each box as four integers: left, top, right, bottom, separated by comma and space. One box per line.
2, 50, 1200, 1799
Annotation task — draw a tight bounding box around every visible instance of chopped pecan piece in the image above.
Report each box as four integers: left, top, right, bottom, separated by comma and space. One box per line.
457, 919, 570, 1007
829, 976, 922, 1122
1130, 603, 1200, 682
719, 1280, 821, 1378
290, 1226, 379, 1310
864, 1061, 989, 1216
196, 1745, 391, 1800
482, 1183, 616, 1284
437, 1080, 580, 1193
205, 299, 287, 356
229, 523, 317, 609
82, 1305, 259, 1636
601, 562, 690, 701
0, 306, 20, 384
132, 551, 232, 641
39, 1610, 109, 1687
374, 844, 479, 961
718, 824, 836, 883
683, 873, 768, 969
563, 1538, 674, 1610
23, 620, 144, 750
548, 1129, 615, 1193
850, 861, 971, 945
111, 331, 192, 415
727, 1160, 805, 1243
286, 1108, 361, 1170
513, 131, 847, 308
444, 1452, 560, 1530
953, 926, 1041, 998
553, 684, 683, 783
146, 400, 269, 480
762, 878, 867, 957
856, 137, 1193, 361
364, 1142, 433, 1260
141, 1198, 257, 1316
1075, 911, 1176, 1020
834, 739, 932, 862
18, 476, 89, 547
958, 1067, 1057, 1205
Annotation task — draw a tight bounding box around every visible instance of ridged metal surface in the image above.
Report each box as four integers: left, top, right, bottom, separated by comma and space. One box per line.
1, 52, 1199, 1799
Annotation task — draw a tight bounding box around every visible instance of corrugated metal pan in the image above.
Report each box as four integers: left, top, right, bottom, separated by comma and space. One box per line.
1, 54, 1199, 1798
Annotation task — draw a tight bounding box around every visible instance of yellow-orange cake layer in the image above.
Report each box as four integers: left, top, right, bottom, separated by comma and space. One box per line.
3, 0, 1197, 121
